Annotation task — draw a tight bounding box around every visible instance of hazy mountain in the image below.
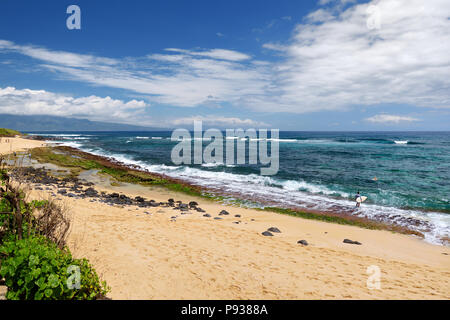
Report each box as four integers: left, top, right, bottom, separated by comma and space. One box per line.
0, 114, 169, 131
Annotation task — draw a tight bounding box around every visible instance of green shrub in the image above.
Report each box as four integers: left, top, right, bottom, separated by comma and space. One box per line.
0, 128, 21, 137
0, 234, 109, 300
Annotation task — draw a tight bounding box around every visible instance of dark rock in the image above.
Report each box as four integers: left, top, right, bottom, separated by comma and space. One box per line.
196, 207, 206, 213
297, 240, 308, 246
219, 210, 230, 215
267, 227, 281, 233
135, 196, 145, 202
261, 231, 273, 237
189, 201, 198, 208
203, 214, 211, 217
343, 239, 362, 245
214, 217, 223, 220
234, 214, 241, 218
168, 198, 174, 203
84, 187, 98, 197
149, 201, 160, 207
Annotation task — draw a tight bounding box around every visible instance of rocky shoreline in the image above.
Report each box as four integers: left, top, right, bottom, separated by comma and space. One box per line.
3, 147, 450, 299
22, 145, 432, 241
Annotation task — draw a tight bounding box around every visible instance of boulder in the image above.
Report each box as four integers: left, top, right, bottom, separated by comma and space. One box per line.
189, 201, 198, 208
343, 239, 362, 245
135, 196, 145, 202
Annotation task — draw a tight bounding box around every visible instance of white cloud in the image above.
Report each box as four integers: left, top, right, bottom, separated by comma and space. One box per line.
254, 0, 450, 113
171, 116, 268, 128
0, 41, 267, 108
164, 48, 251, 61
0, 40, 117, 68
0, 0, 449, 115
305, 9, 335, 23
365, 114, 420, 124
0, 87, 150, 125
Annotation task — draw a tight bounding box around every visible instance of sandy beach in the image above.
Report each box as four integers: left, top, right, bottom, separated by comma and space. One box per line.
0, 137, 46, 155
2, 140, 449, 299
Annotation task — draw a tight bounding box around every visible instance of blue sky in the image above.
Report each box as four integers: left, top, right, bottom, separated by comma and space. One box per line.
0, 0, 449, 130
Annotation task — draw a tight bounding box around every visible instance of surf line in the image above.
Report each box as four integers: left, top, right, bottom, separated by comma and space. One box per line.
170, 120, 280, 176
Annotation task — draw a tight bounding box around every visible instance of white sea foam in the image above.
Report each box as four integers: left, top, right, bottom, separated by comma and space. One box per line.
57, 140, 450, 246
37, 134, 83, 137
267, 138, 297, 142
201, 162, 224, 167
394, 140, 408, 144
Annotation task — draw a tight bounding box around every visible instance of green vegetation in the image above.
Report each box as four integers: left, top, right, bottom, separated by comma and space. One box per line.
0, 128, 21, 137
30, 147, 203, 196
28, 146, 423, 237
30, 149, 100, 171
260, 207, 424, 237
0, 235, 109, 300
0, 163, 110, 300
260, 207, 381, 229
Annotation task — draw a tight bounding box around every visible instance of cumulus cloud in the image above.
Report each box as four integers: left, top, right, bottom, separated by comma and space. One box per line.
256, 0, 450, 113
0, 0, 449, 116
0, 40, 268, 108
365, 114, 420, 124
0, 87, 150, 125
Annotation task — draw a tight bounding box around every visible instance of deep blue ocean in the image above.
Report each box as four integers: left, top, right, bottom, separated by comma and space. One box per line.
29, 131, 450, 245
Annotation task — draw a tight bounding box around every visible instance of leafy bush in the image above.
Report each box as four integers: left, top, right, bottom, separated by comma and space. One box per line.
0, 234, 109, 300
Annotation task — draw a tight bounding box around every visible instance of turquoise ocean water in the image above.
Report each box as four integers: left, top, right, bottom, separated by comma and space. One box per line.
30, 131, 450, 245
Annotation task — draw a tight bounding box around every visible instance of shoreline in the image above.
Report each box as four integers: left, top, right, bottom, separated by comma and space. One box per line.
2, 138, 450, 299
32, 144, 439, 242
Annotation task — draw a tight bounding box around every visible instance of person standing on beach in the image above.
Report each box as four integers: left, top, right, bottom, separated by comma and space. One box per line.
355, 191, 361, 207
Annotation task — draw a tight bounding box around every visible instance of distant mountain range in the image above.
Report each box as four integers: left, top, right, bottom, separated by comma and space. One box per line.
0, 114, 169, 132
